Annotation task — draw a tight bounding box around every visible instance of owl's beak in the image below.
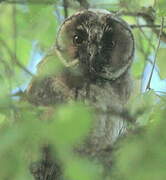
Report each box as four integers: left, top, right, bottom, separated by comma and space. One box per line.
88, 44, 98, 66
88, 43, 101, 73
88, 44, 98, 60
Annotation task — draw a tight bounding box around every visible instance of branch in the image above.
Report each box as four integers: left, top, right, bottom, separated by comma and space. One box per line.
142, 12, 166, 43
0, 57, 13, 76
0, 0, 57, 4
118, 11, 155, 21
136, 18, 156, 51
130, 24, 166, 28
76, 0, 89, 9
63, 0, 68, 18
0, 0, 6, 3
118, 8, 166, 43
145, 17, 164, 91
11, 89, 26, 98
13, 2, 17, 69
154, 90, 166, 95
0, 38, 34, 76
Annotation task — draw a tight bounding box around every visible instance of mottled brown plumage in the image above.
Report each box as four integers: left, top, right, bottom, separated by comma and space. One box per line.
27, 9, 135, 179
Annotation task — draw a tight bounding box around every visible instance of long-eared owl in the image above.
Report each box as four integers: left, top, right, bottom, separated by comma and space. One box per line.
27, 9, 135, 180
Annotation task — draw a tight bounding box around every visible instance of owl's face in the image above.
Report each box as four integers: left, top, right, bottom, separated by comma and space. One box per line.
56, 9, 134, 81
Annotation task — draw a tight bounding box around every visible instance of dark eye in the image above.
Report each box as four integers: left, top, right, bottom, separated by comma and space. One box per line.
110, 40, 115, 48
103, 32, 116, 48
73, 35, 84, 45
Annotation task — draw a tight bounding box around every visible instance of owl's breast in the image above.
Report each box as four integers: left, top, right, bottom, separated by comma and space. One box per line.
76, 82, 124, 110
76, 82, 127, 157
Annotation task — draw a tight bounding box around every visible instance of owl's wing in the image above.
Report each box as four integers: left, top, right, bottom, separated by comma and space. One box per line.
26, 48, 74, 106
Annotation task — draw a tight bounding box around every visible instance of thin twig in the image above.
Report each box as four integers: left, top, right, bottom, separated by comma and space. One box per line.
76, 0, 89, 9
117, 11, 153, 18
153, 0, 156, 8
135, 18, 152, 60
136, 18, 156, 51
0, 38, 34, 76
63, 0, 68, 18
154, 90, 166, 95
145, 17, 164, 91
0, 0, 6, 3
13, 1, 17, 71
131, 24, 166, 28
1, 0, 57, 4
0, 57, 13, 76
118, 9, 166, 43
110, 7, 166, 43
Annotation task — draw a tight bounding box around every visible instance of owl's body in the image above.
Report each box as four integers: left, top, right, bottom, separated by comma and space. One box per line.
27, 9, 134, 179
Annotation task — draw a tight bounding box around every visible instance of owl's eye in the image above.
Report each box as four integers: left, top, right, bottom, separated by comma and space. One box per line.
102, 32, 116, 48
110, 41, 115, 48
73, 35, 84, 45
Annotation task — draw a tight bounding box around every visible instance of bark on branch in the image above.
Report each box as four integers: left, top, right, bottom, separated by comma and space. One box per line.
118, 8, 166, 43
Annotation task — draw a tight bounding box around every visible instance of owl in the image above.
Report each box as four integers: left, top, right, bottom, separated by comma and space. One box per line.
27, 9, 135, 180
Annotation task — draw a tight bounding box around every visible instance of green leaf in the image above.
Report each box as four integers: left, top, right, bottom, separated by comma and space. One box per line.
157, 48, 166, 79
112, 100, 166, 180
64, 156, 102, 180
20, 4, 58, 49
0, 4, 13, 50
16, 37, 32, 66
131, 60, 144, 79
50, 103, 93, 147
156, 0, 166, 16
37, 51, 64, 77
127, 91, 157, 125
0, 114, 6, 125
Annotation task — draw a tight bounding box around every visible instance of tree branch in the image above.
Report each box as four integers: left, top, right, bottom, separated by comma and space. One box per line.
0, 38, 34, 76
0, 0, 6, 3
145, 17, 164, 91
76, 0, 89, 9
118, 8, 166, 43
130, 24, 166, 28
63, 0, 68, 18
1, 0, 57, 4
118, 11, 155, 21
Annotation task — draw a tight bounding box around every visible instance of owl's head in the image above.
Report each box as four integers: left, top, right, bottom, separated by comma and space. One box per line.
56, 9, 134, 81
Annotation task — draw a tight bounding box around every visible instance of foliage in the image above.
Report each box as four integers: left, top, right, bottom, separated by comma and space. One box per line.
112, 96, 166, 180
0, 0, 166, 179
